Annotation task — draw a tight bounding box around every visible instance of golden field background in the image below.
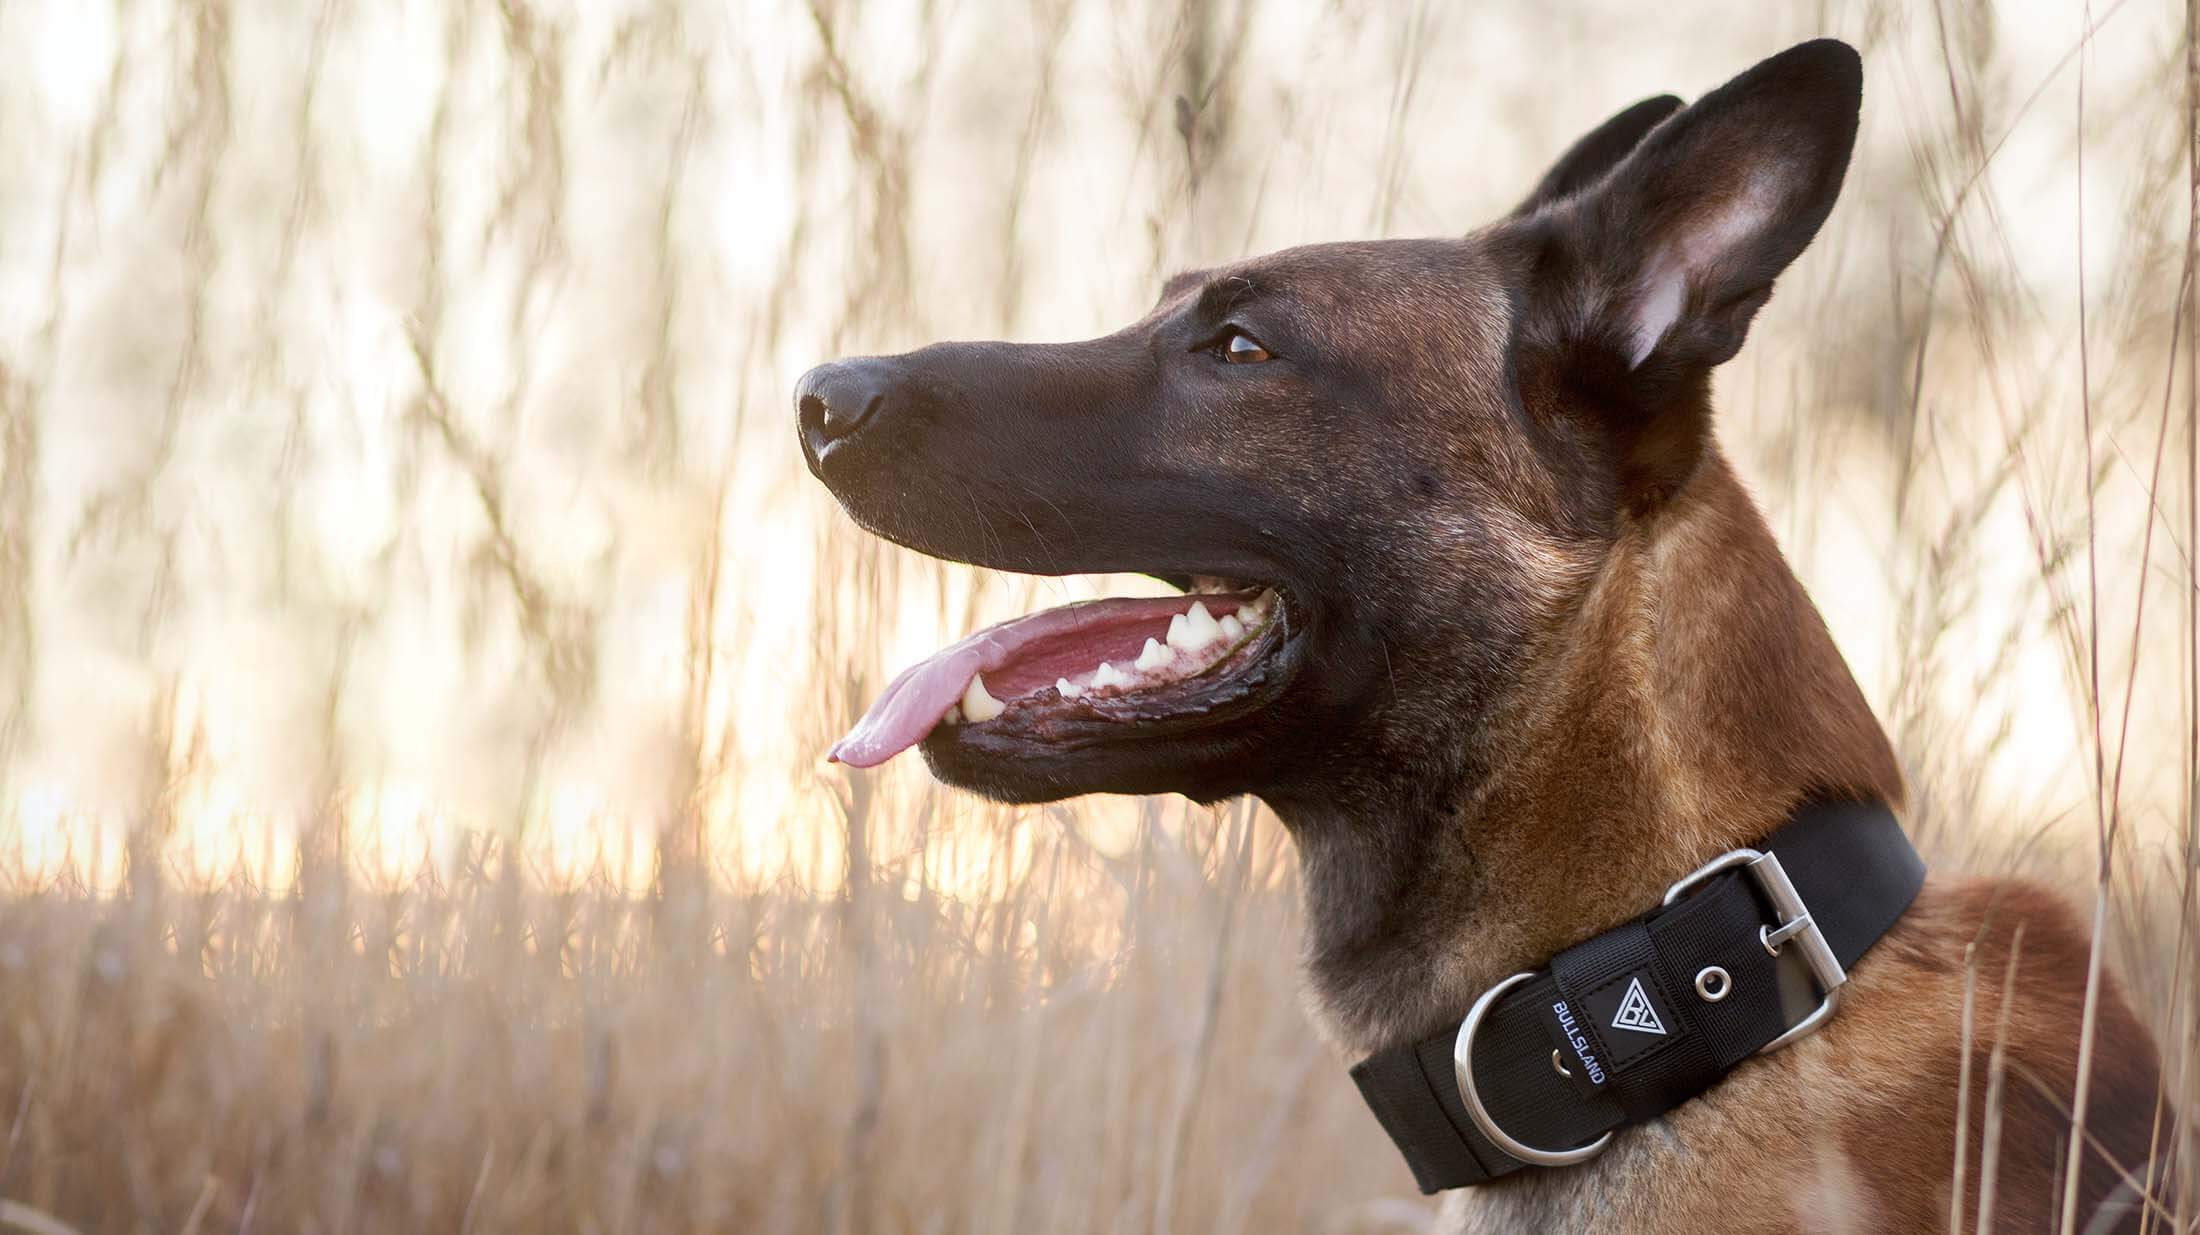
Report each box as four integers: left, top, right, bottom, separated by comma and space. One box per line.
0, 0, 2195, 1231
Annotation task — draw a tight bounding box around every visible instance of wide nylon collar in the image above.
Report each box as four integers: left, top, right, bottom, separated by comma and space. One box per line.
1350, 799, 1924, 1193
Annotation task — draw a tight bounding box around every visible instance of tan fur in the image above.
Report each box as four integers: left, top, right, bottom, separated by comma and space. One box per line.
1401, 451, 2160, 1234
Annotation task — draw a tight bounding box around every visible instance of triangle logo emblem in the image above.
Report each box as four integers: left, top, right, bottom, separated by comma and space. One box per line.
1609, 977, 1666, 1036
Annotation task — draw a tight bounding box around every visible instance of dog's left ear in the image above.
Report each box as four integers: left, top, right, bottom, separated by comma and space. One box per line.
1538, 39, 1860, 376
1511, 94, 1684, 217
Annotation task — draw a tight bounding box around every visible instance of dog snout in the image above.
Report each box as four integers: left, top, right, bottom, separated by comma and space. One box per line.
795, 358, 897, 461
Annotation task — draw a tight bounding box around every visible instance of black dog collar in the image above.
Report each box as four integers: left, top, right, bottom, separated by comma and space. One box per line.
1351, 800, 1924, 1193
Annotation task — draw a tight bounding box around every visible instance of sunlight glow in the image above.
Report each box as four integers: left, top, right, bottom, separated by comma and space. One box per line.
0, 0, 2184, 907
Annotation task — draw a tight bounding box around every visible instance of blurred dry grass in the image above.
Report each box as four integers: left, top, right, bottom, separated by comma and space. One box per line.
0, 0, 2196, 1231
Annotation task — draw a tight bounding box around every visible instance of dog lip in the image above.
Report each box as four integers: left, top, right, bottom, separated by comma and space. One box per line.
830, 577, 1299, 768
935, 587, 1302, 731
828, 588, 1270, 767
916, 600, 1308, 772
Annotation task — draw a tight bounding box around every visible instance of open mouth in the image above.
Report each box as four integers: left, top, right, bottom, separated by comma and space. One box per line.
829, 577, 1292, 767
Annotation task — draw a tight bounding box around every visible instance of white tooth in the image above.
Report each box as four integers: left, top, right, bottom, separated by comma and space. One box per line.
1236, 603, 1261, 626
1165, 612, 1193, 650
1219, 615, 1244, 642
1181, 601, 1223, 649
960, 673, 1005, 722
1092, 662, 1129, 690
944, 704, 963, 724
1056, 677, 1084, 699
1135, 637, 1173, 672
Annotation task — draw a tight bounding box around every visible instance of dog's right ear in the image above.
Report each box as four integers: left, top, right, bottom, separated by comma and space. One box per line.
1510, 94, 1683, 217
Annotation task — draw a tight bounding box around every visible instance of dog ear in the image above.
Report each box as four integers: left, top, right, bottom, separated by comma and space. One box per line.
1552, 39, 1861, 375
1521, 40, 1860, 507
1511, 94, 1683, 217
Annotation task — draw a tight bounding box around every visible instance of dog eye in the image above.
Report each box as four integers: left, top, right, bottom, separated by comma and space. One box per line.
1218, 331, 1272, 364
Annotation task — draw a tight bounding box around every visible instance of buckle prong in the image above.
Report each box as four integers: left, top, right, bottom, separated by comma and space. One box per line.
1760, 915, 1811, 955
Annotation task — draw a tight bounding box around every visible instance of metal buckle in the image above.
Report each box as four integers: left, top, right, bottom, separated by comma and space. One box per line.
1452, 973, 1616, 1167
1662, 847, 1846, 1053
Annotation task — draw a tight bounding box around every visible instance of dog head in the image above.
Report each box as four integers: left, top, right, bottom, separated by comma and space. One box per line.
797, 41, 1862, 809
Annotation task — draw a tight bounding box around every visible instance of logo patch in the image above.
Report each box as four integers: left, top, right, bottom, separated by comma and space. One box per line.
1577, 966, 1683, 1069
1608, 977, 1666, 1036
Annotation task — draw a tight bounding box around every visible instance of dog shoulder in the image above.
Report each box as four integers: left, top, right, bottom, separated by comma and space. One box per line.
1817, 873, 2160, 1232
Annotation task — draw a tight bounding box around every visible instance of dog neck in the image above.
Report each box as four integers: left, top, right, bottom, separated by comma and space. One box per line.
1273, 448, 1905, 1055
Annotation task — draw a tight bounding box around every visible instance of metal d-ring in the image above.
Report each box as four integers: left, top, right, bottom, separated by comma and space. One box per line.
1453, 972, 1615, 1168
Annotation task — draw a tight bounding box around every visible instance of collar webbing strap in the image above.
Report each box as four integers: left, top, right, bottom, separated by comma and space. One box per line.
1350, 800, 1924, 1194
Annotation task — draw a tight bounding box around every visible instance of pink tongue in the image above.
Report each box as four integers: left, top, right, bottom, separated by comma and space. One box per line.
829, 594, 1212, 768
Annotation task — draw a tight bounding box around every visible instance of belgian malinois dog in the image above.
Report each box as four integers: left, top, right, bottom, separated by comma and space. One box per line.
796, 40, 2162, 1234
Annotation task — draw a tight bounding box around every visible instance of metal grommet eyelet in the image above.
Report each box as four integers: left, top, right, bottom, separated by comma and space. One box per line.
1695, 965, 1732, 1002
1550, 1048, 1572, 1078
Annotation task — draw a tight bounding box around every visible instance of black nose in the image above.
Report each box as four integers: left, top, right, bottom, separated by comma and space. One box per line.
796, 359, 894, 456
